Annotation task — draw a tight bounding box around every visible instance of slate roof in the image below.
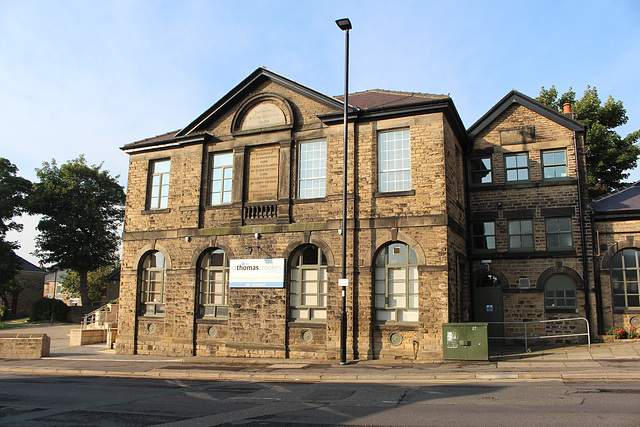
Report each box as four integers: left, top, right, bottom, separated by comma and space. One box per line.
590, 182, 640, 216
336, 90, 447, 110
18, 257, 45, 273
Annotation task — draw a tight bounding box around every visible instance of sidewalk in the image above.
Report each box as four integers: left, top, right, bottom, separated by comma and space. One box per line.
1, 323, 640, 382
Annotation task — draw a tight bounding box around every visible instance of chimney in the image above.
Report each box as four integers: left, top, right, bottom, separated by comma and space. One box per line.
563, 102, 576, 119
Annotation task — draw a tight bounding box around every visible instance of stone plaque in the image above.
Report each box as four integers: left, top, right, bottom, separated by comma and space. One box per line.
242, 103, 286, 130
247, 147, 279, 202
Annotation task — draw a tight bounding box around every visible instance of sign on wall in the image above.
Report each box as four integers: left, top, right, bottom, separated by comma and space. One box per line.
247, 146, 279, 202
229, 258, 285, 288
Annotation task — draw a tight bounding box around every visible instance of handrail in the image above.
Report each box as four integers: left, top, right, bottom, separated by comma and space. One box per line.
81, 300, 119, 330
487, 317, 591, 350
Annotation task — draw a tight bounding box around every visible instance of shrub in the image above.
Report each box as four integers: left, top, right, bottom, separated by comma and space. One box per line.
629, 326, 640, 339
0, 304, 6, 320
29, 297, 69, 322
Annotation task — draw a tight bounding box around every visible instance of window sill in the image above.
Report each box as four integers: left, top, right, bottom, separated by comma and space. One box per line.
141, 208, 171, 215
545, 308, 578, 314
293, 196, 328, 204
374, 323, 419, 330
287, 321, 326, 328
374, 189, 415, 198
613, 308, 640, 314
196, 317, 228, 324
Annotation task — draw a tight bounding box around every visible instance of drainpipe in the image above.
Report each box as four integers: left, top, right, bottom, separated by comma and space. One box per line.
572, 127, 595, 335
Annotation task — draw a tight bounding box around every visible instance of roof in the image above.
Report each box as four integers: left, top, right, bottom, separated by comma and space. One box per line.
121, 67, 470, 152
467, 90, 587, 138
591, 182, 640, 218
336, 90, 447, 110
19, 257, 45, 273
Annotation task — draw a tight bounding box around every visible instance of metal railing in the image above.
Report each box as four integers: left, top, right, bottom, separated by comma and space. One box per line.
488, 317, 591, 350
82, 301, 119, 330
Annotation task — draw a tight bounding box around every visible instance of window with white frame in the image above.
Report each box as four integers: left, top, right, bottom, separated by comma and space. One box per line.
139, 251, 166, 316
210, 152, 233, 205
508, 219, 534, 250
505, 153, 529, 182
469, 157, 493, 185
375, 242, 419, 323
545, 217, 573, 249
544, 274, 577, 309
289, 245, 327, 321
542, 149, 568, 179
379, 129, 411, 192
610, 249, 640, 309
149, 159, 170, 209
198, 248, 229, 318
298, 139, 326, 199
472, 222, 496, 250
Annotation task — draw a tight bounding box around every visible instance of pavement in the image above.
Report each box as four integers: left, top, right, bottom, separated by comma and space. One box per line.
2, 323, 640, 382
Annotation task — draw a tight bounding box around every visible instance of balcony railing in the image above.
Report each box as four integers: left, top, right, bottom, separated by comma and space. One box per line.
244, 202, 277, 220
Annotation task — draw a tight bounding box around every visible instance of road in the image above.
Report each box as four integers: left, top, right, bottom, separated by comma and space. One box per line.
0, 375, 638, 426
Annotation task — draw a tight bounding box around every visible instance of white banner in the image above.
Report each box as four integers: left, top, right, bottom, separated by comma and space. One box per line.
229, 258, 285, 288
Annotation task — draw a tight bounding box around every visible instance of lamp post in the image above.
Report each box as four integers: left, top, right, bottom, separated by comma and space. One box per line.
336, 17, 351, 365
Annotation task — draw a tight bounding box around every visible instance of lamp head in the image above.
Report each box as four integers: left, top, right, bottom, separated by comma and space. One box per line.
335, 18, 352, 31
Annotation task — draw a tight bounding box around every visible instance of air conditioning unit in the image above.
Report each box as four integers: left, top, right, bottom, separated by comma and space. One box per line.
518, 277, 531, 289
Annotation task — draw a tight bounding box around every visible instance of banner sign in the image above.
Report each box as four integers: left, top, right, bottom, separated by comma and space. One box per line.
229, 258, 285, 288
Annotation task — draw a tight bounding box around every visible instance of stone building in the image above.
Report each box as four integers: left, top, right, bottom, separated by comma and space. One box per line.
591, 182, 640, 333
117, 67, 634, 360
9, 257, 47, 317
466, 91, 595, 341
117, 67, 470, 360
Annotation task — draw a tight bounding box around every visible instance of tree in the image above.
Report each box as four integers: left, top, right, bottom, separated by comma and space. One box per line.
536, 86, 640, 198
60, 263, 117, 302
29, 155, 125, 306
0, 158, 32, 306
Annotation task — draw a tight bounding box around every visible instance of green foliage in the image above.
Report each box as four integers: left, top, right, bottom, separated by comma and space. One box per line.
0, 304, 6, 320
61, 264, 116, 302
28, 155, 125, 306
606, 324, 628, 339
536, 86, 640, 198
29, 297, 69, 322
0, 158, 32, 293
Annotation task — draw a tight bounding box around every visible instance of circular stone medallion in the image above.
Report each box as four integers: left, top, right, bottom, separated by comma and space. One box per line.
147, 323, 156, 335
630, 316, 640, 328
389, 332, 403, 347
208, 326, 218, 338
301, 330, 313, 343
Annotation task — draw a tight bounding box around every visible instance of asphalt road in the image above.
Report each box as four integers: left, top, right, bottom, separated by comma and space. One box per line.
0, 375, 638, 426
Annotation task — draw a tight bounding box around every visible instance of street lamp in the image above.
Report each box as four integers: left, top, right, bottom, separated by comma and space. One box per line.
336, 17, 351, 365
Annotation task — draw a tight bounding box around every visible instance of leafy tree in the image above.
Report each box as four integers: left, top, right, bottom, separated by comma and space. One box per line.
29, 155, 125, 306
537, 86, 640, 198
60, 264, 117, 303
0, 158, 32, 304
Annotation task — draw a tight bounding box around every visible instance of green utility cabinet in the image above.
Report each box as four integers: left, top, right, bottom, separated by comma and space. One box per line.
443, 323, 488, 361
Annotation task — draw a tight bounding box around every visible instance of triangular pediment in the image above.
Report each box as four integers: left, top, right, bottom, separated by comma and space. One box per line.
176, 67, 346, 137
468, 90, 586, 139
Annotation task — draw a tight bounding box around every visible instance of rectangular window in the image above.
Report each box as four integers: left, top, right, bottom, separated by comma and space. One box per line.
210, 152, 233, 205
505, 153, 529, 182
542, 149, 568, 179
546, 217, 573, 249
149, 159, 170, 209
469, 157, 492, 185
472, 222, 496, 250
298, 139, 327, 199
379, 129, 411, 192
508, 219, 534, 250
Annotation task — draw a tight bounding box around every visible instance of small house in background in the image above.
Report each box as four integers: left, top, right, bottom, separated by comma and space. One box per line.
43, 270, 78, 306
9, 257, 47, 317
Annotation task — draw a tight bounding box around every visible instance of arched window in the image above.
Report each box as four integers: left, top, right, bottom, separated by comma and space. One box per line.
375, 242, 418, 323
544, 274, 577, 309
289, 245, 327, 321
139, 251, 166, 316
611, 249, 640, 309
198, 248, 229, 318
477, 274, 500, 287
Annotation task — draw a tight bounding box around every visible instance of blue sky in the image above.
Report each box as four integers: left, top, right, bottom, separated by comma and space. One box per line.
2, 0, 639, 265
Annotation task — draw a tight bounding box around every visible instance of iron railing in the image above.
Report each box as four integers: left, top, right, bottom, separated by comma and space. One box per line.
488, 317, 591, 350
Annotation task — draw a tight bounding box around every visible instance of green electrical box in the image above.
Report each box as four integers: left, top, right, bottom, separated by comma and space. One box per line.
443, 323, 489, 361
